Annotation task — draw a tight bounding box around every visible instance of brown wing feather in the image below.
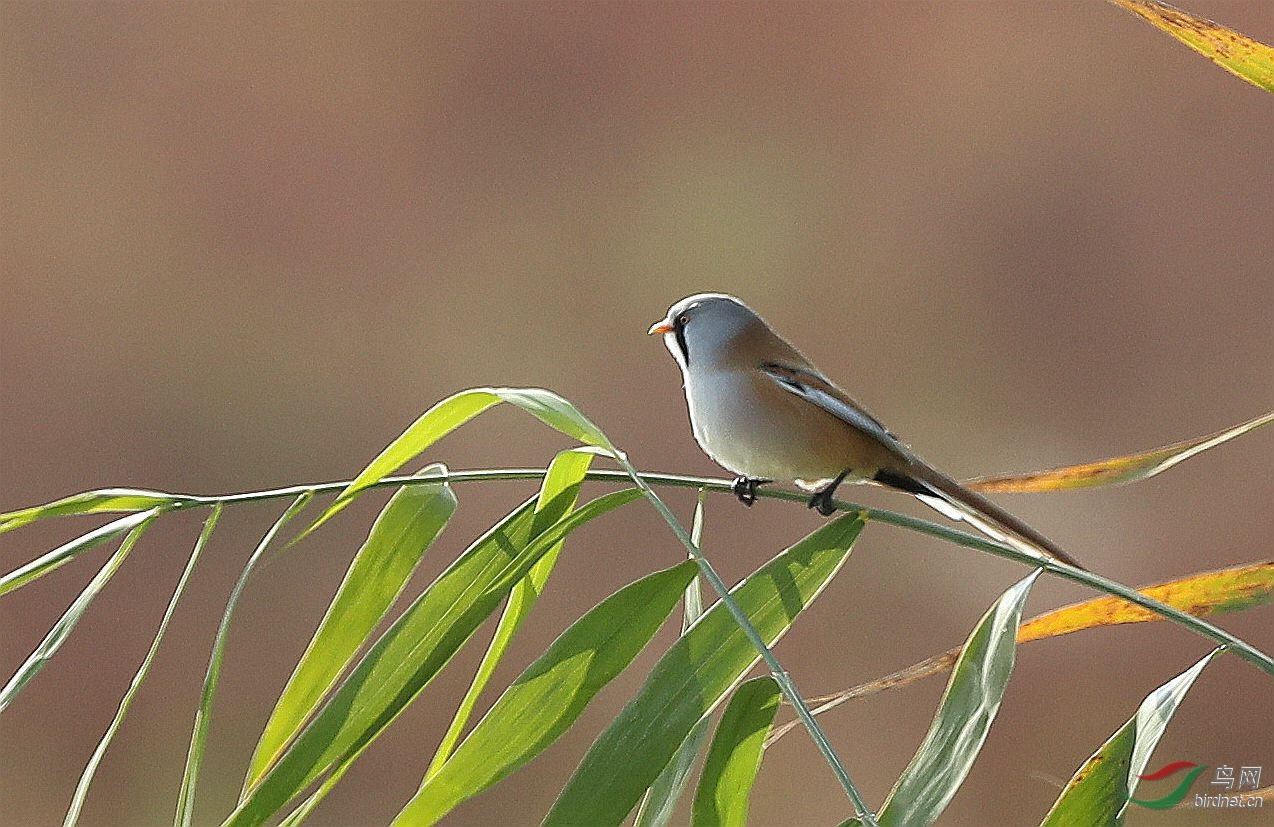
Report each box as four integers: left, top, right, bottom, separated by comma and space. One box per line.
762, 362, 1086, 570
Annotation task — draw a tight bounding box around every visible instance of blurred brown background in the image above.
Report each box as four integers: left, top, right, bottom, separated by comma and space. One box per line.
2, 2, 1272, 825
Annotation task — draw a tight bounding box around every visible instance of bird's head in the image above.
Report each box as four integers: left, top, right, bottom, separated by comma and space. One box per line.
648, 293, 764, 371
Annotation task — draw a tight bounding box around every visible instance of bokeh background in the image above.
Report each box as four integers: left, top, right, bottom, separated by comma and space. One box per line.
3, 2, 1272, 825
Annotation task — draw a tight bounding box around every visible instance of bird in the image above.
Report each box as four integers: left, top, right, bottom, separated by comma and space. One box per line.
648, 292, 1084, 570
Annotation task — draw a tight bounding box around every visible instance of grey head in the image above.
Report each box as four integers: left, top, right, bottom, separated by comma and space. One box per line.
648, 293, 779, 372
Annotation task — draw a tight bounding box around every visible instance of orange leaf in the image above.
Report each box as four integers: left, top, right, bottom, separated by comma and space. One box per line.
1109, 0, 1274, 93
965, 411, 1273, 493
1019, 560, 1274, 642
769, 561, 1274, 747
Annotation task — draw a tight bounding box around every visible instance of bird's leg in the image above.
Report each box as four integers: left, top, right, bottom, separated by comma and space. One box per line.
808, 469, 851, 516
731, 476, 769, 507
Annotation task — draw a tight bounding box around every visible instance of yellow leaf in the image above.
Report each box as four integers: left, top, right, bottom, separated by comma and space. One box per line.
1019, 560, 1274, 642
1109, 0, 1274, 93
770, 561, 1274, 747
965, 411, 1273, 493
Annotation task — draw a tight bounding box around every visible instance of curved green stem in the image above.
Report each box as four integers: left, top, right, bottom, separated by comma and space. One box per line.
163, 467, 1274, 678
181, 466, 878, 820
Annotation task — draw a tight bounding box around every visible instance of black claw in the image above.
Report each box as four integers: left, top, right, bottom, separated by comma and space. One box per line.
807, 469, 851, 517
731, 476, 768, 507
807, 491, 836, 516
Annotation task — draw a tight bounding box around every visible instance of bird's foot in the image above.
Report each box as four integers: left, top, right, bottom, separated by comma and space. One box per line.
807, 469, 851, 517
807, 489, 838, 516
731, 476, 769, 507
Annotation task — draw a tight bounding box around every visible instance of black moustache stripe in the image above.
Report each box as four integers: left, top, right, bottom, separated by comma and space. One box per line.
674, 321, 690, 367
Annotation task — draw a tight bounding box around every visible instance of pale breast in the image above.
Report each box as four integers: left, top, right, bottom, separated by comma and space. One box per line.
685, 367, 876, 485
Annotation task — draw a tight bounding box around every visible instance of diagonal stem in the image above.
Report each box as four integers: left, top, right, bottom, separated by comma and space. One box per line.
605, 452, 879, 825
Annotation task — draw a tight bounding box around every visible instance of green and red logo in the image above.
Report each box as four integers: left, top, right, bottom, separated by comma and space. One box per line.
1127, 761, 1209, 809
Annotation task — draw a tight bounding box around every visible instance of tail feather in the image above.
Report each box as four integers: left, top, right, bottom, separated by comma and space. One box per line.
876, 465, 1086, 570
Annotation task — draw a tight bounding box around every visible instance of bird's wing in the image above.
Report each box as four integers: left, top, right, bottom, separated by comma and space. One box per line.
759, 362, 910, 456
760, 361, 1085, 569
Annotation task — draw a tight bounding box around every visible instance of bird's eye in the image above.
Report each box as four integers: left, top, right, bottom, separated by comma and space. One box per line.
677, 313, 690, 327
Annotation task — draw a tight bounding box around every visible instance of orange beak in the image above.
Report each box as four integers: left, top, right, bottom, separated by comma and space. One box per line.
648, 320, 674, 335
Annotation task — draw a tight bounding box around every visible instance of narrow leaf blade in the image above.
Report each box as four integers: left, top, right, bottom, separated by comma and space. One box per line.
692, 676, 781, 827
0, 514, 158, 713
244, 466, 458, 790
393, 560, 699, 825
966, 411, 1274, 493
423, 449, 595, 781
634, 490, 711, 827
177, 493, 312, 827
637, 722, 712, 827
1041, 648, 1221, 825
493, 387, 612, 447
782, 560, 1272, 739
65, 506, 221, 826
0, 489, 186, 535
544, 514, 865, 827
0, 509, 162, 598
299, 390, 502, 537
876, 569, 1042, 827
1108, 0, 1274, 93
302, 387, 611, 538
1018, 561, 1274, 642
226, 488, 641, 827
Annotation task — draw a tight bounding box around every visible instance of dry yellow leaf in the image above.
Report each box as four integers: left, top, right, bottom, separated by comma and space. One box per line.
769, 561, 1274, 746
1020, 561, 1274, 641
1110, 0, 1274, 92
965, 411, 1273, 493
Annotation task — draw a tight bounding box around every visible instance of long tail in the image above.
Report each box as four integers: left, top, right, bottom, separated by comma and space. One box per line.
875, 462, 1087, 571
